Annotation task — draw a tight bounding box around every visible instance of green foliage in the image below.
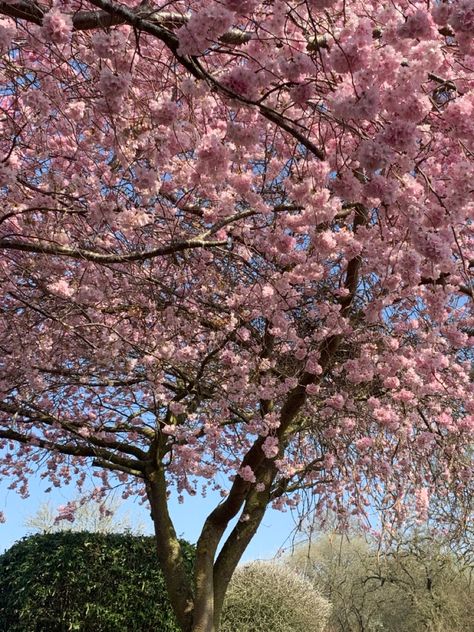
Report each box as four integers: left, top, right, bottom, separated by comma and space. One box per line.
0, 531, 194, 632
220, 561, 331, 632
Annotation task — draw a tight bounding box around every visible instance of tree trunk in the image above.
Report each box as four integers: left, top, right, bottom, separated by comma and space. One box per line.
146, 470, 195, 632
190, 599, 215, 632
192, 540, 217, 632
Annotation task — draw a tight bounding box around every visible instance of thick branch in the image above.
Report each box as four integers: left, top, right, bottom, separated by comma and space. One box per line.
0, 1, 455, 46
0, 2, 251, 43
91, 457, 144, 478
0, 237, 227, 262
0, 0, 43, 25
212, 468, 275, 629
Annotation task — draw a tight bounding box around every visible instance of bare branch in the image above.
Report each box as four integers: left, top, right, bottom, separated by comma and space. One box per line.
92, 457, 145, 478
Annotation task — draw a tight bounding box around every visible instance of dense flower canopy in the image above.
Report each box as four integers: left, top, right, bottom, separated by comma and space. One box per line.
0, 0, 473, 534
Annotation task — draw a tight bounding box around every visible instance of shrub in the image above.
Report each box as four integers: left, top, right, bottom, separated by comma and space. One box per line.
0, 531, 194, 632
220, 561, 331, 632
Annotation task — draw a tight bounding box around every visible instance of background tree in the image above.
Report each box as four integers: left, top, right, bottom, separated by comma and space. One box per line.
288, 532, 383, 632
0, 1, 473, 631
24, 495, 146, 534
287, 528, 474, 632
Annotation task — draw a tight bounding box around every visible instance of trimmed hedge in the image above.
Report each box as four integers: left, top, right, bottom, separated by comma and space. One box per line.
0, 531, 194, 632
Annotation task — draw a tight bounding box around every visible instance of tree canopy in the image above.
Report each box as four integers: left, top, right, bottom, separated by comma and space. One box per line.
0, 1, 473, 631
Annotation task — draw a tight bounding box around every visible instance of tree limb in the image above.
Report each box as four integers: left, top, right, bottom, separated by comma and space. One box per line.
0, 237, 227, 262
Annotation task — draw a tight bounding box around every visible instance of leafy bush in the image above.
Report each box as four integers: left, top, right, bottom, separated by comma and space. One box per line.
220, 561, 331, 632
0, 531, 194, 632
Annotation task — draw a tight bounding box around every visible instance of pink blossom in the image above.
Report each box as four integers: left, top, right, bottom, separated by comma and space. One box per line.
355, 437, 374, 451
262, 436, 279, 458
48, 279, 75, 298
325, 394, 345, 410
364, 175, 400, 205
357, 140, 390, 172
55, 502, 77, 523
432, 3, 452, 25
306, 383, 320, 395
150, 100, 178, 126
239, 465, 256, 483
449, 0, 474, 32
177, 6, 235, 56
305, 360, 323, 375
383, 376, 400, 389
41, 9, 72, 45
197, 134, 229, 177
324, 453, 335, 468
340, 417, 356, 432
223, 66, 258, 100
135, 165, 161, 194
99, 68, 131, 100
398, 11, 435, 40
329, 40, 365, 74
379, 120, 418, 153
373, 406, 399, 430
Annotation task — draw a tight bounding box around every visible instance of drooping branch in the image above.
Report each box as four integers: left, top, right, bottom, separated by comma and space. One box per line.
0, 400, 149, 462
0, 426, 146, 472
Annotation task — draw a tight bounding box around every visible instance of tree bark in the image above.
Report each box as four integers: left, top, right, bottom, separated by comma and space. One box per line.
147, 468, 195, 632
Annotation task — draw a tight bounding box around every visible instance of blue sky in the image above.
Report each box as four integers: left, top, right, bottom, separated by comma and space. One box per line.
0, 472, 302, 561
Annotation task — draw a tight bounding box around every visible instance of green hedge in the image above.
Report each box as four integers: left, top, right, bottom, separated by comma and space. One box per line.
0, 531, 194, 632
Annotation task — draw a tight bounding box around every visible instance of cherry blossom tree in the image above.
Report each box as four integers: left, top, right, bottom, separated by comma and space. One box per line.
0, 1, 473, 631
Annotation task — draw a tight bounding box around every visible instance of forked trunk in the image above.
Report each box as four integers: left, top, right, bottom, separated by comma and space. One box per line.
147, 451, 278, 632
